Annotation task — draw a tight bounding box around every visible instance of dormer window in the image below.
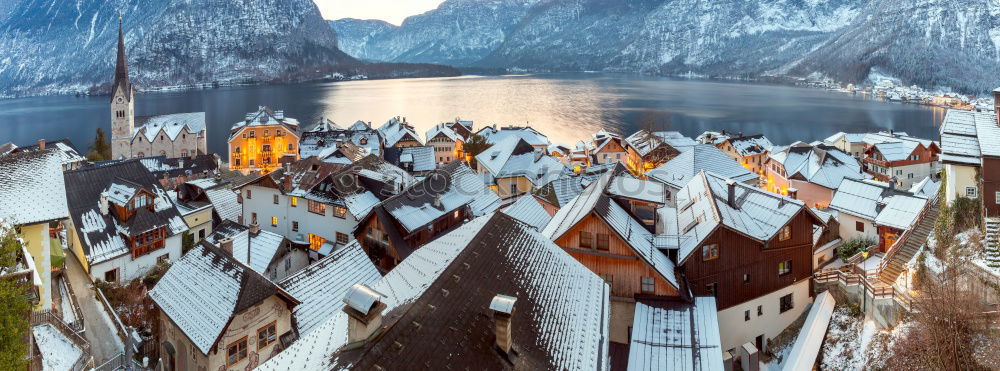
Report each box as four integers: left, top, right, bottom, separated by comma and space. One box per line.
249, 130, 256, 138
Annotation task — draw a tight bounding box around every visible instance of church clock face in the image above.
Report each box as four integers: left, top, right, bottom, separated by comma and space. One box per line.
116, 97, 123, 104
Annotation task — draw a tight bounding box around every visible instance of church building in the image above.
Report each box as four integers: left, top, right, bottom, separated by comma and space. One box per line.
110, 18, 207, 160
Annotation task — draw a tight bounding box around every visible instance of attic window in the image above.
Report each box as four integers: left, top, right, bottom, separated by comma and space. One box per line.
682, 218, 700, 234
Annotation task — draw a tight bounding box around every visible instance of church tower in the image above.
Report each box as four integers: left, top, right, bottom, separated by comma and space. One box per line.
110, 15, 135, 160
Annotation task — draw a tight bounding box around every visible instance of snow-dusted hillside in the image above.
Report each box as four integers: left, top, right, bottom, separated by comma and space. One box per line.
0, 0, 355, 97
328, 19, 398, 62
332, 0, 1000, 94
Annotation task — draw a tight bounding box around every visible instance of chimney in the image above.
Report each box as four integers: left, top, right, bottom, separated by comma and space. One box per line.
248, 222, 260, 236
432, 194, 442, 209
99, 192, 109, 215
490, 295, 517, 355
993, 88, 1000, 125
726, 179, 737, 209
343, 284, 387, 349
219, 236, 234, 254
37, 139, 45, 150
787, 187, 798, 200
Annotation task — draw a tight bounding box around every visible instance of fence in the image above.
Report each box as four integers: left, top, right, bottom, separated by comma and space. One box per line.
93, 351, 143, 371
814, 269, 913, 311
57, 275, 86, 333
29, 310, 93, 371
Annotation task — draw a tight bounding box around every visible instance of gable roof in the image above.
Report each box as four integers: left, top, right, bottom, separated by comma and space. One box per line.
628, 298, 723, 371
134, 112, 206, 143
648, 145, 757, 189
183, 178, 240, 223
278, 240, 380, 335
939, 109, 1000, 164
425, 123, 463, 142
476, 137, 565, 187
625, 131, 697, 157
229, 106, 300, 140
829, 178, 927, 229
667, 171, 820, 263
11, 139, 86, 167
767, 142, 865, 190
476, 125, 550, 147
383, 146, 436, 172
501, 194, 552, 228
543, 172, 678, 290
300, 121, 382, 160
150, 242, 296, 355
0, 149, 69, 225
203, 221, 288, 276
533, 176, 586, 208
724, 134, 774, 157
64, 160, 188, 265
606, 176, 667, 204
378, 117, 422, 147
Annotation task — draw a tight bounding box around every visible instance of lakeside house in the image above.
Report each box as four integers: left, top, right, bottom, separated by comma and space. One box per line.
228, 106, 301, 175
829, 178, 931, 251
623, 130, 697, 175
63, 159, 188, 283
587, 130, 628, 166
0, 149, 69, 311
824, 132, 868, 158
475, 137, 566, 199
715, 134, 774, 176
425, 123, 466, 166
7, 139, 86, 171
109, 20, 207, 160
150, 242, 299, 370
298, 119, 382, 162
377, 117, 423, 148
859, 131, 940, 188
382, 146, 436, 176
764, 142, 867, 208
237, 155, 413, 260
476, 124, 551, 152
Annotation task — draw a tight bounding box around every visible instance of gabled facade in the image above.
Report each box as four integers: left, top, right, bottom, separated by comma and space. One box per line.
623, 130, 696, 176
587, 130, 627, 165
647, 144, 758, 207
661, 171, 824, 353
355, 162, 500, 271
228, 106, 301, 175
860, 131, 940, 188
377, 116, 422, 148
475, 124, 550, 152
109, 19, 206, 160
150, 242, 299, 371
238, 156, 414, 260
204, 221, 309, 282
425, 123, 465, 166
829, 178, 929, 251
63, 160, 188, 283
939, 105, 1000, 215
475, 137, 566, 199
9, 138, 86, 171
716, 134, 774, 175
764, 142, 866, 208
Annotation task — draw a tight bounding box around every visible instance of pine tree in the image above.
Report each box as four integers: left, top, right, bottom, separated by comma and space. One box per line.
0, 224, 30, 370
87, 128, 112, 161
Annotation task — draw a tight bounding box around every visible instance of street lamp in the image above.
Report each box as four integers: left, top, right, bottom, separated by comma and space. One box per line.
861, 249, 869, 317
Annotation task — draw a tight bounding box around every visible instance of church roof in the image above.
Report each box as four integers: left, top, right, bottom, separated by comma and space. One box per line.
111, 16, 132, 102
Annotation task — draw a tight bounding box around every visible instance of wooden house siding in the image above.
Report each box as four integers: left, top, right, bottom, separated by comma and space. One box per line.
983, 157, 1000, 217
680, 211, 815, 310
556, 214, 679, 298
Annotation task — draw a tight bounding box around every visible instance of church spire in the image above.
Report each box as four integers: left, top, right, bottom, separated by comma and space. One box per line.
112, 13, 131, 99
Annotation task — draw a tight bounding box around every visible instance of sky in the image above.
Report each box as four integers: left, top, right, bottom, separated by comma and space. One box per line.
313, 0, 446, 26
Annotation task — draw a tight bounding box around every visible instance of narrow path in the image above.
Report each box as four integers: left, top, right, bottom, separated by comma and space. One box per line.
63, 253, 124, 364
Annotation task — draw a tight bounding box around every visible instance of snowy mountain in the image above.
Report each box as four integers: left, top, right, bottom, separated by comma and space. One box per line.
332, 0, 1000, 94
0, 0, 355, 97
328, 19, 398, 62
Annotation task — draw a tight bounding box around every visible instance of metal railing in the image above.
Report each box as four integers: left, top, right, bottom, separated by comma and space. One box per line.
29, 310, 93, 371
877, 197, 937, 279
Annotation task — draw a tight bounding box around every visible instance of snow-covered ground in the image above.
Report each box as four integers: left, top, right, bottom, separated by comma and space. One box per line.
820, 306, 909, 370
58, 279, 76, 326
32, 324, 82, 371
95, 300, 125, 352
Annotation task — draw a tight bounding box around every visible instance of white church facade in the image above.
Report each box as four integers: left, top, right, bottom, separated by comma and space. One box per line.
110, 19, 207, 160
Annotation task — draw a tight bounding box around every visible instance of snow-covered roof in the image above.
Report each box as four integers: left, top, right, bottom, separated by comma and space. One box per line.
939, 109, 1000, 164
782, 291, 836, 371
228, 106, 300, 140
588, 130, 624, 154
64, 160, 188, 265
200, 183, 240, 223
278, 241, 380, 335
377, 117, 422, 147
263, 212, 609, 369
823, 132, 867, 145
606, 176, 666, 204
150, 242, 293, 355
830, 178, 927, 230
134, 112, 206, 143
625, 130, 696, 157
383, 146, 436, 172
476, 125, 550, 147
475, 137, 565, 187
543, 172, 678, 289
203, 221, 287, 276
696, 130, 732, 145
300, 121, 381, 159
628, 298, 723, 371
0, 149, 68, 225
648, 145, 758, 189
908, 176, 940, 199
10, 139, 86, 167
376, 161, 500, 235
768, 142, 865, 190
501, 194, 552, 228
533, 176, 587, 208
668, 171, 816, 263
425, 123, 463, 143
32, 324, 82, 371
724, 134, 774, 157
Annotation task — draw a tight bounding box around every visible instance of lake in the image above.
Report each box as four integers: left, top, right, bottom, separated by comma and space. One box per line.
0, 73, 944, 156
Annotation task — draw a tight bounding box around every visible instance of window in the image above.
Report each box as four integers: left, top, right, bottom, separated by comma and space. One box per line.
333, 206, 347, 219
284, 258, 291, 272
198, 229, 205, 239
249, 130, 256, 138
996, 192, 1000, 204
235, 159, 241, 167
640, 276, 655, 293
273, 194, 279, 204
104, 268, 118, 283
596, 233, 610, 251
292, 221, 299, 232
227, 337, 248, 366
264, 129, 269, 137
856, 221, 865, 232
743, 273, 750, 283
308, 200, 326, 215
778, 260, 792, 275
287, 143, 293, 151
251, 212, 258, 224
778, 225, 792, 241
509, 183, 518, 195
706, 282, 717, 297
967, 186, 979, 198
262, 144, 271, 152
276, 129, 283, 137
579, 232, 593, 248
246, 189, 252, 199
336, 232, 349, 245
702, 244, 719, 261
599, 273, 613, 285
757, 305, 763, 316
291, 197, 298, 207
780, 293, 794, 313
744, 310, 750, 321
271, 216, 278, 227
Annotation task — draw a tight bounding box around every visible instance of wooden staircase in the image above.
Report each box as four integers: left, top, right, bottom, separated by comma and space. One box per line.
878, 198, 940, 286
986, 217, 1000, 269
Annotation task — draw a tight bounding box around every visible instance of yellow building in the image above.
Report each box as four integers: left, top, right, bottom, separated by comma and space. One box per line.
229, 106, 301, 175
